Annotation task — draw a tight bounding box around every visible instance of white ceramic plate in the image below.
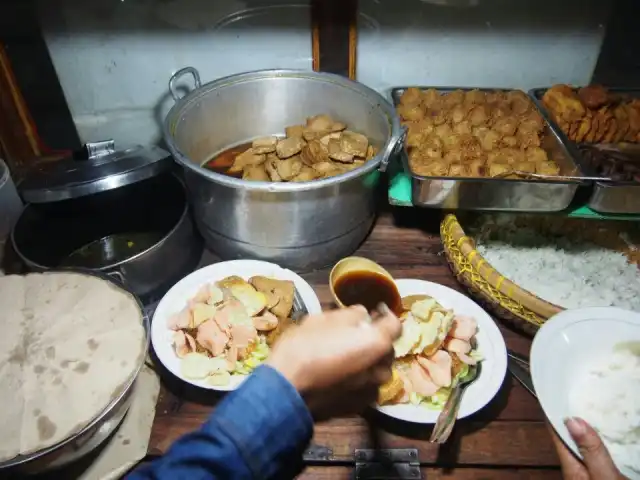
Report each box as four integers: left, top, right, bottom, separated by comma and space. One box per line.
151, 259, 322, 391
376, 279, 507, 424
530, 307, 640, 480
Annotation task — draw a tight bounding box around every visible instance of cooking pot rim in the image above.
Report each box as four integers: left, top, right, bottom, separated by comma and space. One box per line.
10, 173, 190, 272
163, 69, 402, 192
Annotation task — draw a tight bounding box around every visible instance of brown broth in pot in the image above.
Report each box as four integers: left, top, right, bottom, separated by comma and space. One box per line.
333, 270, 403, 316
202, 142, 253, 178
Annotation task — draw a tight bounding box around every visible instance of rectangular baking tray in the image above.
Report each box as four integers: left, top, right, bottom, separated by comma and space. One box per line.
389, 86, 589, 212
530, 87, 640, 214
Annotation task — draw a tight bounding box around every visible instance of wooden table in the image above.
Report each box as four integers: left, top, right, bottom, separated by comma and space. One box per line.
146, 208, 563, 479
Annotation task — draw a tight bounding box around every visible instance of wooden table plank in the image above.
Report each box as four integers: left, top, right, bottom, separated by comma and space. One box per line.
149, 415, 558, 466
298, 466, 562, 479
147, 208, 557, 469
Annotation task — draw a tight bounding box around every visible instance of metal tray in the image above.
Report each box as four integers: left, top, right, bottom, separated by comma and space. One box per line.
389, 86, 588, 212
530, 87, 640, 214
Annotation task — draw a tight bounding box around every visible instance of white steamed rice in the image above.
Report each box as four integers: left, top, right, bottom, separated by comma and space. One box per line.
569, 348, 640, 475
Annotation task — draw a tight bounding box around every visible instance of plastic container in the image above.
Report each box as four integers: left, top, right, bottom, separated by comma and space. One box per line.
0, 158, 23, 239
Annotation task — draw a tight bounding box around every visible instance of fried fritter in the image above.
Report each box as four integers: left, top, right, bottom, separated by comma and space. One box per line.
400, 87, 423, 106
464, 89, 486, 104
468, 105, 490, 126
397, 103, 424, 122
453, 120, 473, 136
422, 88, 441, 108
543, 84, 586, 123
578, 85, 609, 109
397, 88, 561, 179
493, 116, 518, 136
478, 129, 501, 151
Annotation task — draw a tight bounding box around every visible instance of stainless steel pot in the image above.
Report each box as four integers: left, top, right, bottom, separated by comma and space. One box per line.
0, 270, 149, 474
12, 143, 203, 304
164, 68, 405, 271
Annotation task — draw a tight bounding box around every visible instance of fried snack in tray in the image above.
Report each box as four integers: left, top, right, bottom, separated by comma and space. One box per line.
542, 84, 640, 144
166, 275, 296, 386
228, 114, 377, 182
377, 294, 482, 409
398, 88, 560, 179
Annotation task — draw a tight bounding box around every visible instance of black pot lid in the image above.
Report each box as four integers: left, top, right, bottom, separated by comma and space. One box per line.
20, 140, 174, 204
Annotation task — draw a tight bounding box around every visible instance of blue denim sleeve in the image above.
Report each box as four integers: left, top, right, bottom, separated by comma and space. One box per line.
128, 365, 314, 480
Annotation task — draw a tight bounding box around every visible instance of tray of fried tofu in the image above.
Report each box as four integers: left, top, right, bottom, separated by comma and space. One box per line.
530, 85, 640, 214
390, 86, 589, 211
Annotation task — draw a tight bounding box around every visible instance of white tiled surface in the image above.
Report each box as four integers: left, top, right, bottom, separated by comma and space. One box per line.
37, 0, 609, 148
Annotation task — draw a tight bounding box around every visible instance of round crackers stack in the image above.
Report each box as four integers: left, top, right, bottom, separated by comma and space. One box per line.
0, 272, 146, 463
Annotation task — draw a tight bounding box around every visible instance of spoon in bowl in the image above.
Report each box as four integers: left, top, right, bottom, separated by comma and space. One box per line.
429, 338, 481, 444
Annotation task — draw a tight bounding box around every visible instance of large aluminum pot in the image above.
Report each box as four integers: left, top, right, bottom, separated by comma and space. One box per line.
163, 68, 405, 271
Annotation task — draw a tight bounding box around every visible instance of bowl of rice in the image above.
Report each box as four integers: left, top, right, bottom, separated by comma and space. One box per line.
530, 307, 640, 479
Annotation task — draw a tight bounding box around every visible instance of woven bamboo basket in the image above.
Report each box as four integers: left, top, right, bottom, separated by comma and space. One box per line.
440, 214, 564, 336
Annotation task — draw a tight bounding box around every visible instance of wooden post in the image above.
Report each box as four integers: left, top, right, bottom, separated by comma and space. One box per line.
311, 0, 358, 79
0, 44, 41, 179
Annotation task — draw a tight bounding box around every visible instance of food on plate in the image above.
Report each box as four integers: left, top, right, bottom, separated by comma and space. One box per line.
397, 88, 560, 179
377, 294, 482, 408
0, 272, 146, 463
167, 275, 297, 386
471, 214, 640, 311
542, 84, 640, 144
203, 114, 378, 182
569, 343, 640, 474
577, 145, 640, 183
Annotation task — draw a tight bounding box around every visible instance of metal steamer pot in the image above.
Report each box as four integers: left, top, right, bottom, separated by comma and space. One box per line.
11, 141, 203, 304
163, 68, 405, 271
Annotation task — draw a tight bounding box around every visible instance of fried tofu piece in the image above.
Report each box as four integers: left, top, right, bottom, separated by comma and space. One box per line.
229, 149, 266, 174
306, 114, 335, 132
301, 140, 330, 165
266, 316, 296, 346
249, 276, 295, 319
265, 156, 282, 181
276, 137, 305, 159
290, 166, 318, 182
252, 136, 278, 154
242, 164, 270, 182
339, 131, 369, 158
285, 125, 305, 138
319, 132, 341, 147
276, 155, 303, 180
327, 138, 354, 163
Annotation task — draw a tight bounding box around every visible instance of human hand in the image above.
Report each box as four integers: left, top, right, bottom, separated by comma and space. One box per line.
548, 417, 627, 479
266, 304, 402, 421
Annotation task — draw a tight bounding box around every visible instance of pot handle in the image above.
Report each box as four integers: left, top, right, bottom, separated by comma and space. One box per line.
169, 67, 202, 102
378, 125, 407, 173
106, 270, 126, 285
